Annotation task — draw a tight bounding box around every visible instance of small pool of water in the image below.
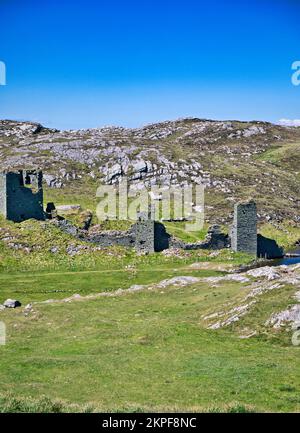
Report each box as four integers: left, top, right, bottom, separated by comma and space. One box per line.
272, 249, 300, 266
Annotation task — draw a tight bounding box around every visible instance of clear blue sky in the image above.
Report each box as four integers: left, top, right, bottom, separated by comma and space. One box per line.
0, 0, 299, 130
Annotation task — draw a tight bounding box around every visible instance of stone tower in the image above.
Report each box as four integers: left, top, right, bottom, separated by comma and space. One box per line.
133, 205, 171, 254
231, 200, 257, 256
133, 207, 155, 254
0, 170, 44, 222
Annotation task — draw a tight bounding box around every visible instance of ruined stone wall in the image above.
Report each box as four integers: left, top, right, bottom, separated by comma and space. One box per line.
132, 220, 155, 253
86, 222, 171, 253
183, 225, 230, 250
84, 222, 230, 253
5, 171, 44, 222
56, 200, 283, 258
231, 201, 257, 255
86, 230, 135, 248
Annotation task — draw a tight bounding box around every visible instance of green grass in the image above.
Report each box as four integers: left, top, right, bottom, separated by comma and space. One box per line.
164, 222, 208, 243
257, 141, 300, 171
0, 217, 299, 413
0, 262, 220, 304
1, 272, 300, 412
0, 394, 255, 413
259, 222, 300, 250
0, 243, 249, 304
44, 181, 99, 213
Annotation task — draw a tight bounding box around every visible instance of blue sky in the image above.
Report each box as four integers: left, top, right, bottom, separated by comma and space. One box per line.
0, 0, 299, 129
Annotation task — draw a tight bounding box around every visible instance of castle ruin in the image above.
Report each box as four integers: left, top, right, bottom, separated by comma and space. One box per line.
231, 201, 257, 255
0, 171, 283, 258
0, 170, 44, 222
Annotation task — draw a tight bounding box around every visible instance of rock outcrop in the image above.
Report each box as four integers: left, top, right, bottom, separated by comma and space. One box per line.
1, 118, 300, 223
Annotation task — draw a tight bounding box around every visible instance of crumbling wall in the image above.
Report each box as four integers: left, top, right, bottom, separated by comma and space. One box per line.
84, 219, 171, 253
84, 221, 230, 253
6, 171, 44, 222
231, 201, 257, 255
179, 225, 230, 250
132, 220, 155, 253
86, 230, 135, 247
0, 170, 44, 222
53, 199, 284, 258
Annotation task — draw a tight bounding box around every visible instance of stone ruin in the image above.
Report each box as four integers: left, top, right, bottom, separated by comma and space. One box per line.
56, 200, 284, 258
133, 209, 156, 254
0, 170, 284, 258
230, 201, 283, 259
83, 209, 172, 253
231, 201, 257, 255
0, 169, 44, 222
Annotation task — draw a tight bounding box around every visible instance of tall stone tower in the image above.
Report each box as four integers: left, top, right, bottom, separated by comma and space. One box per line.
0, 170, 44, 222
231, 200, 257, 256
133, 207, 155, 254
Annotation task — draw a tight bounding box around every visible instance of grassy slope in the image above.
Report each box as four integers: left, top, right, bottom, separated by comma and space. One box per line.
0, 217, 252, 303
0, 208, 300, 412
1, 129, 300, 412
1, 272, 300, 412
0, 218, 299, 412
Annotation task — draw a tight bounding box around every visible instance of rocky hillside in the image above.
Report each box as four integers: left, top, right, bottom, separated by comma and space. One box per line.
1, 118, 300, 224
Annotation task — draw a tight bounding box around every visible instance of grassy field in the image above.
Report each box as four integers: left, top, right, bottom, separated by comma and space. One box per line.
1, 260, 300, 413
0, 216, 299, 413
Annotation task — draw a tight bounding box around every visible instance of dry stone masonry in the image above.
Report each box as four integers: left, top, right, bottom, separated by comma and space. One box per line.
231, 201, 257, 255
0, 169, 283, 258
133, 210, 155, 254
0, 170, 44, 222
